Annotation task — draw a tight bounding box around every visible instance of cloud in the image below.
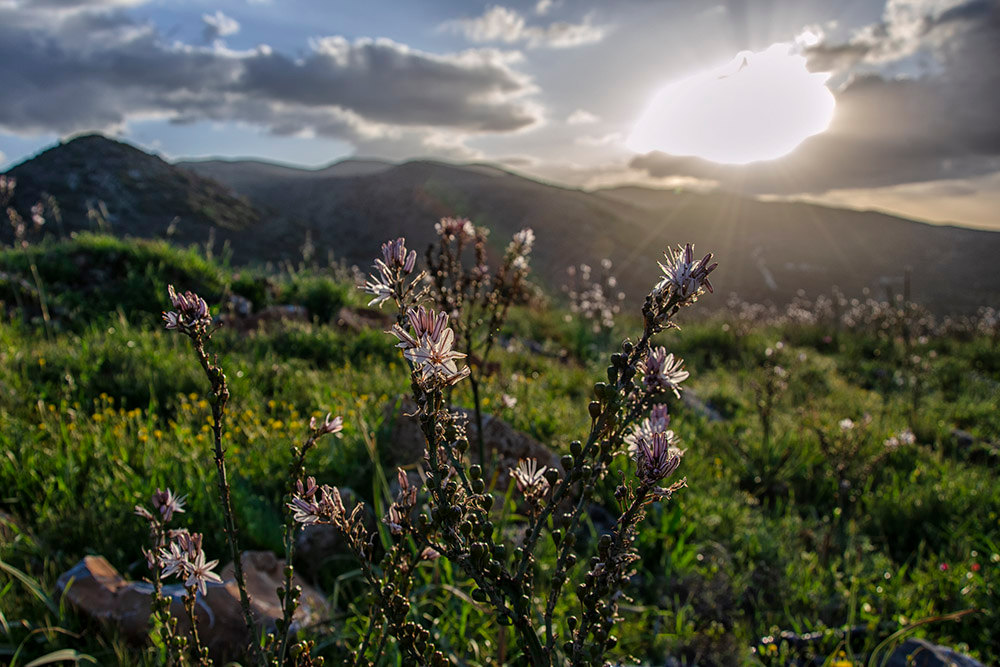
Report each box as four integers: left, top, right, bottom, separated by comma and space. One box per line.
763, 170, 1000, 231
632, 0, 1000, 193
0, 4, 543, 146
574, 132, 623, 147
534, 0, 554, 16
443, 5, 606, 49
566, 109, 599, 125
202, 10, 240, 42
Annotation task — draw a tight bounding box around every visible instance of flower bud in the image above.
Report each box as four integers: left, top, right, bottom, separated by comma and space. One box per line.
588, 401, 601, 419
570, 441, 582, 457
469, 465, 482, 480
593, 382, 607, 399
560, 454, 574, 470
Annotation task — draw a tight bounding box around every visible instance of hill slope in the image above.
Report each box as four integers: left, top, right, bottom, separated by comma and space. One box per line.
4, 135, 999, 313
183, 155, 1000, 314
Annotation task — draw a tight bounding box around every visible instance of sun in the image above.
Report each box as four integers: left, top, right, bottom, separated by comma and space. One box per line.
627, 43, 835, 165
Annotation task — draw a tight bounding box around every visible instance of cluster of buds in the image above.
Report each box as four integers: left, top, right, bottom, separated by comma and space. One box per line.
389, 306, 470, 388
362, 237, 423, 309
640, 347, 689, 398
383, 469, 419, 535
309, 413, 344, 437
163, 285, 214, 337
634, 432, 685, 491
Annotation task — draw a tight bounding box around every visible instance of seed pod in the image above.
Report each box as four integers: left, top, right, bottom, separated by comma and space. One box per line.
561, 454, 574, 469
469, 465, 482, 480
570, 441, 582, 457
588, 401, 601, 419
593, 382, 607, 399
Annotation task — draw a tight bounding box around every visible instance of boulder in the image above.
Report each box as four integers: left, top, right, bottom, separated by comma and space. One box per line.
293, 487, 375, 580
57, 551, 328, 663
334, 306, 392, 333
383, 397, 561, 488
886, 639, 985, 667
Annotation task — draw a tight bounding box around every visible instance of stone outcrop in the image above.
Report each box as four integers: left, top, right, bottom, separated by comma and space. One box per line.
57, 550, 328, 662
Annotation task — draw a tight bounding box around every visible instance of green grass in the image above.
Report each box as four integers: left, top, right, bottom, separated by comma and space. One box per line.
1, 235, 998, 665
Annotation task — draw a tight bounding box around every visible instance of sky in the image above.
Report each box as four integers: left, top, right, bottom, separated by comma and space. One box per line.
2, 0, 999, 230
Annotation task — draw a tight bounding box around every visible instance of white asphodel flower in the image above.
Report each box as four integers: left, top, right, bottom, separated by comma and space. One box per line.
641, 347, 690, 398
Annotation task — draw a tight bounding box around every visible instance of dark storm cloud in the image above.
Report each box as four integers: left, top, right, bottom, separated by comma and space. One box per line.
632, 0, 1000, 194
0, 5, 541, 139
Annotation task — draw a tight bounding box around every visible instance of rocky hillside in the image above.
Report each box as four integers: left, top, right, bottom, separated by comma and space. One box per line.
5, 134, 999, 313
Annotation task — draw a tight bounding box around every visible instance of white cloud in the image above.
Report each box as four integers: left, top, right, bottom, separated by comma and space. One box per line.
443, 5, 606, 49
202, 10, 240, 41
574, 132, 624, 147
566, 109, 599, 125
534, 0, 554, 16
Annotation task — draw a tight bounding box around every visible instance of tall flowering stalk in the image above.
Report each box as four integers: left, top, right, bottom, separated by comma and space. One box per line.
424, 220, 536, 466
291, 235, 718, 665
136, 489, 222, 666
162, 286, 258, 661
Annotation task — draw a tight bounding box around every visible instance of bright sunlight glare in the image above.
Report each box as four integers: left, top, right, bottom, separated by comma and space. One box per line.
627, 43, 835, 165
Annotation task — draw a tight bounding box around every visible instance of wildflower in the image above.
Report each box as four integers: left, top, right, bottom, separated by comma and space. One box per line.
435, 217, 476, 242
310, 413, 344, 436
510, 458, 550, 497
940, 563, 949, 571
512, 228, 535, 251
30, 202, 45, 228
184, 548, 223, 596
383, 505, 406, 535
288, 477, 324, 525
389, 307, 470, 387
884, 428, 914, 451
163, 285, 213, 335
656, 243, 717, 302
159, 540, 188, 578
635, 432, 684, 487
839, 418, 855, 431
362, 275, 394, 308
150, 488, 187, 523
500, 393, 518, 409
361, 237, 418, 307
625, 405, 680, 458
641, 347, 689, 398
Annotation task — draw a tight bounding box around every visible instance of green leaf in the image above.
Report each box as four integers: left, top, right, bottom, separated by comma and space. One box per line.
24, 649, 97, 667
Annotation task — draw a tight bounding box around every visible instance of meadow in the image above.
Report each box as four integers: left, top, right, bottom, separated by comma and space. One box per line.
1, 233, 998, 665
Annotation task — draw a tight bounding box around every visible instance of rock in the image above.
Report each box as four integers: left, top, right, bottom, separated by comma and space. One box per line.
222, 550, 329, 632
681, 389, 724, 422
294, 487, 375, 580
886, 638, 985, 667
334, 306, 392, 333
57, 551, 329, 662
383, 397, 561, 487
952, 429, 975, 450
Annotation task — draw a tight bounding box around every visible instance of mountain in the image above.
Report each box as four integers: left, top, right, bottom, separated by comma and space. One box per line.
3, 135, 264, 241
4, 134, 999, 314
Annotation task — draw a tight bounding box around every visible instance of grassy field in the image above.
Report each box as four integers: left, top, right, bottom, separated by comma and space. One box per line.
1, 235, 998, 665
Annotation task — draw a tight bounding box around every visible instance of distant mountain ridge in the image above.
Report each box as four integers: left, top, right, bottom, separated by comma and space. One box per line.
4, 134, 999, 314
